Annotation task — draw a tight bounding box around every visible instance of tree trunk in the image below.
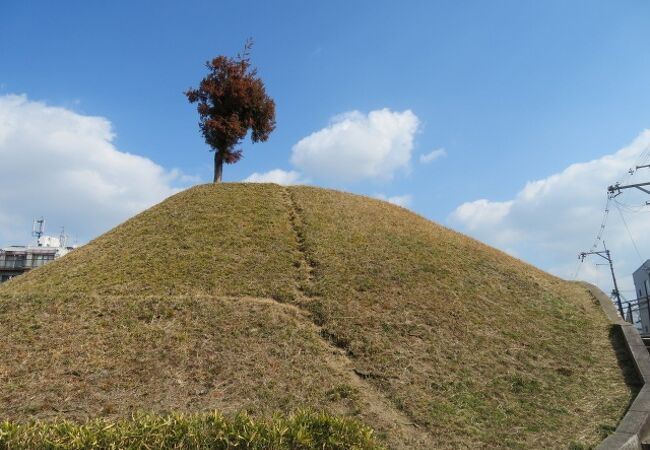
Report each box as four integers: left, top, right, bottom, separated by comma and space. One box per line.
213, 151, 224, 183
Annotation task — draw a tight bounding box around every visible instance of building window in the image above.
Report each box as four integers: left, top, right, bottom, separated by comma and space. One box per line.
31, 253, 54, 268
2, 254, 26, 269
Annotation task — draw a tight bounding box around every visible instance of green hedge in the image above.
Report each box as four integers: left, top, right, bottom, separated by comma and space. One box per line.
0, 411, 383, 449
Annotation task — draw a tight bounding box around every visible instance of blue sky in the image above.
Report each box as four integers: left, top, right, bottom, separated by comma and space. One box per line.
2, 1, 650, 297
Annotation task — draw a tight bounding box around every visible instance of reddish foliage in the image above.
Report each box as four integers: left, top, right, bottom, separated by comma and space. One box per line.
185, 39, 276, 180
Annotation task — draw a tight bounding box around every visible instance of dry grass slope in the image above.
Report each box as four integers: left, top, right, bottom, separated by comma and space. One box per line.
0, 183, 636, 449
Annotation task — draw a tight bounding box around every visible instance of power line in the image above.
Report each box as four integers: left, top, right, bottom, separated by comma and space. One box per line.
614, 203, 643, 263
571, 259, 582, 280
613, 198, 649, 213
574, 197, 611, 279
575, 142, 650, 282
591, 197, 611, 252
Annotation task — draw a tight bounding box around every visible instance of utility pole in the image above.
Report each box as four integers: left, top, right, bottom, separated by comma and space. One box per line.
579, 244, 624, 318
639, 276, 650, 327
608, 164, 650, 200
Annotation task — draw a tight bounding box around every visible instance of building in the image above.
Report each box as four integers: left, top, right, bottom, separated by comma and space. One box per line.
0, 246, 59, 282
633, 260, 650, 334
0, 220, 75, 283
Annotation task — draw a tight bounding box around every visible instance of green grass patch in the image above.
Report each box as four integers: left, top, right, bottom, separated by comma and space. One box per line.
0, 411, 382, 450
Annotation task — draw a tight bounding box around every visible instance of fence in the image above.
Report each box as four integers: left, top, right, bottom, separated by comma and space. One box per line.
621, 296, 650, 335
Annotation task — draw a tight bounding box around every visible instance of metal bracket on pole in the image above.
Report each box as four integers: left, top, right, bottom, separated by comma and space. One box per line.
608, 181, 650, 198
608, 165, 650, 198
579, 245, 624, 318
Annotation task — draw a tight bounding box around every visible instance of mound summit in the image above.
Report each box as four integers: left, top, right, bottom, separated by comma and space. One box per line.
0, 183, 634, 449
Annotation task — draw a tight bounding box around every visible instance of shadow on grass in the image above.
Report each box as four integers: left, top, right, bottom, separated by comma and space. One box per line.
609, 325, 643, 395
584, 325, 645, 445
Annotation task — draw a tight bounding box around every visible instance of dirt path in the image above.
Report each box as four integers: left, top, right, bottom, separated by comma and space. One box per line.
277, 187, 433, 449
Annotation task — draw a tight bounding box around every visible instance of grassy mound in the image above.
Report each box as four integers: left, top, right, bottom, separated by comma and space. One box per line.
0, 183, 635, 449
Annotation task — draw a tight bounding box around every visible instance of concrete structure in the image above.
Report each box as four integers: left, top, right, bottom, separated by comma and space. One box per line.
585, 282, 650, 450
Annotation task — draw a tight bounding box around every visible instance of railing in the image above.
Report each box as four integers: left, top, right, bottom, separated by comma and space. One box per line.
621, 296, 650, 334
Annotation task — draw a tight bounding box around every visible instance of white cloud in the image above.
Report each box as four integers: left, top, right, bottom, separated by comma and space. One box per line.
419, 148, 446, 164
449, 130, 650, 297
374, 194, 413, 208
291, 109, 419, 183
243, 169, 306, 185
0, 94, 194, 246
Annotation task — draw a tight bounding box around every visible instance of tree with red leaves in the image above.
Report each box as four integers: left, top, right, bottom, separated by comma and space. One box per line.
185, 40, 276, 183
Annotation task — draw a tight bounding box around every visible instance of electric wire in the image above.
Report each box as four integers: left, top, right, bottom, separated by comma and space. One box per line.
574, 197, 610, 279
613, 198, 649, 213
614, 202, 644, 263
576, 141, 650, 280
590, 197, 611, 253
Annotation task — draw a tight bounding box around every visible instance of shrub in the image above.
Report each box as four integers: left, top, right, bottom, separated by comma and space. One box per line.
0, 410, 382, 450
